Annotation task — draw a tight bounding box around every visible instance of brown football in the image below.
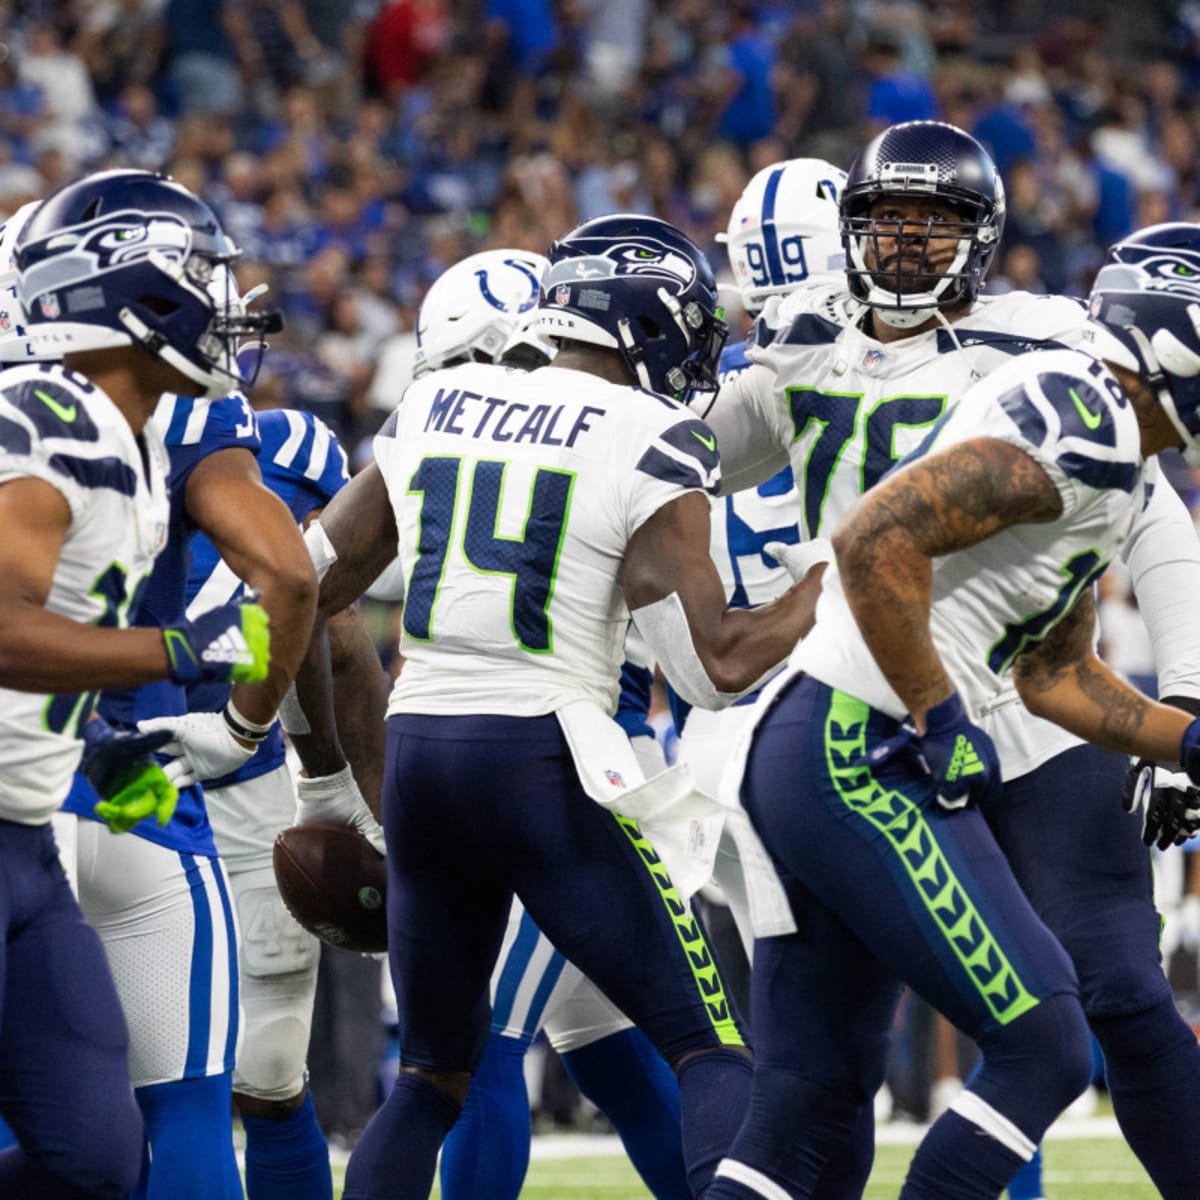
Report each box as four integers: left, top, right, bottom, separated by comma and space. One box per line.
273, 822, 387, 953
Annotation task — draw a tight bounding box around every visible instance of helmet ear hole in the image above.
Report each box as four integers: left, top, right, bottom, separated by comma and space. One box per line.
635, 313, 663, 340
139, 294, 179, 316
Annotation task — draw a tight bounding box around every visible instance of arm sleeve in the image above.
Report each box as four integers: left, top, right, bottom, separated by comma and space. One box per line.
1122, 465, 1200, 703
692, 364, 789, 494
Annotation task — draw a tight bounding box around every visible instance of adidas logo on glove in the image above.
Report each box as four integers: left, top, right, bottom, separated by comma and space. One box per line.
201, 628, 252, 665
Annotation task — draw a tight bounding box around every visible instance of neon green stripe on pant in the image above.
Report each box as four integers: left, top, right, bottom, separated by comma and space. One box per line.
614, 814, 745, 1047
826, 688, 1038, 1026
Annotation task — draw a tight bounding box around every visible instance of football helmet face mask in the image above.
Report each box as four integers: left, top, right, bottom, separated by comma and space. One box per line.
719, 157, 848, 313
15, 169, 282, 399
538, 213, 728, 398
840, 121, 1005, 327
1085, 225, 1200, 466
413, 249, 551, 378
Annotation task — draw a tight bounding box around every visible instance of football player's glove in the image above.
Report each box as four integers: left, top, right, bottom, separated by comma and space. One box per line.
80, 716, 178, 834
295, 764, 386, 857
1123, 759, 1200, 850
763, 538, 834, 583
137, 710, 257, 789
863, 692, 1001, 811
162, 597, 270, 685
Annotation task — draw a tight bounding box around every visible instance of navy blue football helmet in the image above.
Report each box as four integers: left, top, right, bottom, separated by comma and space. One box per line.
15, 169, 281, 398
1086, 223, 1200, 465
537, 214, 727, 397
840, 121, 1005, 323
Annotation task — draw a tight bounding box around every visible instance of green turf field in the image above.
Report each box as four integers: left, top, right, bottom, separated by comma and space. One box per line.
328, 1124, 1158, 1198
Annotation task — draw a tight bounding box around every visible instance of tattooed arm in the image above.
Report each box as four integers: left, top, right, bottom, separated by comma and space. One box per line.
1014, 589, 1193, 760
832, 437, 1062, 730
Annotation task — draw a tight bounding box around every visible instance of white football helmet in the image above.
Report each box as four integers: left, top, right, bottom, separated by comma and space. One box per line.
0, 201, 45, 364
720, 158, 848, 313
413, 249, 551, 378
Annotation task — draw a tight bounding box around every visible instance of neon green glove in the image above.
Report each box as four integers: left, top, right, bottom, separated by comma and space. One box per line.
93, 761, 179, 835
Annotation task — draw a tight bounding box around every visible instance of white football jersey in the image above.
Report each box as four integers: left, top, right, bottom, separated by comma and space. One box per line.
0, 363, 169, 823
701, 287, 1125, 778
702, 286, 1089, 539
376, 362, 721, 717
792, 347, 1150, 739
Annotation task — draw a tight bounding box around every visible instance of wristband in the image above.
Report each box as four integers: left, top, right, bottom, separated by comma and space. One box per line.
223, 700, 272, 744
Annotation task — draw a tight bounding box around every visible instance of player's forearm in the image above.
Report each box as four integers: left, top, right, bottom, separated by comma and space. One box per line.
835, 524, 954, 728
286, 609, 346, 778
228, 564, 318, 726
699, 568, 825, 693
327, 603, 389, 819
0, 608, 171, 691
1015, 650, 1192, 761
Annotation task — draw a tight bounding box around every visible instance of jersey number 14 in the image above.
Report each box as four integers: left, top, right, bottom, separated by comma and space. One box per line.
403, 455, 575, 654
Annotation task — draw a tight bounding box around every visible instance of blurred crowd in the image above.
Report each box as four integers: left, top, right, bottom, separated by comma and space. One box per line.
0, 0, 1197, 464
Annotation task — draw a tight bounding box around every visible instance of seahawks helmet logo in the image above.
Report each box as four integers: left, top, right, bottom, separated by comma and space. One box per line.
79, 213, 191, 268
1130, 251, 1200, 299
547, 236, 698, 290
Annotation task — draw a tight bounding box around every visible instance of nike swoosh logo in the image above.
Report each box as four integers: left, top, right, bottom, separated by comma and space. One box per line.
1069, 387, 1102, 431
35, 389, 76, 423
691, 429, 716, 451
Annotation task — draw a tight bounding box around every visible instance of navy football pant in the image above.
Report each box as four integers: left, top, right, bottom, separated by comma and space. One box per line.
345, 714, 750, 1200
984, 743, 1200, 1198
0, 820, 142, 1198
707, 678, 1091, 1199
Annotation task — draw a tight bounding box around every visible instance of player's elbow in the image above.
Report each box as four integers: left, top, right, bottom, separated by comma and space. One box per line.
258, 554, 319, 620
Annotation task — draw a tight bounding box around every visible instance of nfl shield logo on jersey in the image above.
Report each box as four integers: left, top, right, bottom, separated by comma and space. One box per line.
862, 348, 885, 371
555, 284, 571, 306
604, 768, 625, 788
0, 311, 9, 332
38, 293, 60, 319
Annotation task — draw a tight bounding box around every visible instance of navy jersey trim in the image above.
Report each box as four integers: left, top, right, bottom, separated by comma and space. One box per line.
996, 385, 1048, 448
1056, 452, 1138, 494
779, 311, 841, 347
2, 379, 100, 442
0, 413, 31, 455
48, 452, 138, 496
935, 328, 1077, 358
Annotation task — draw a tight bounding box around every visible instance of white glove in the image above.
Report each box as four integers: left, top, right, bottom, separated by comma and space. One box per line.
295, 763, 387, 857
137, 711, 257, 789
763, 538, 835, 583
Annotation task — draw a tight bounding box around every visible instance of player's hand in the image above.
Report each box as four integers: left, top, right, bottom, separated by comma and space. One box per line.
137, 710, 257, 788
1123, 757, 1200, 849
864, 692, 1001, 811
80, 715, 179, 833
763, 538, 834, 583
94, 762, 179, 833
162, 597, 270, 685
295, 764, 386, 857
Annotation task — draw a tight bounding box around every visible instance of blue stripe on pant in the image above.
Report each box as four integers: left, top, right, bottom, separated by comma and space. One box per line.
180, 852, 239, 1079
382, 712, 746, 1074
490, 911, 567, 1043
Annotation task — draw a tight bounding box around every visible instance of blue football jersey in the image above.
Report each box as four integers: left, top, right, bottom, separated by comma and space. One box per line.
62, 393, 261, 854
184, 407, 349, 789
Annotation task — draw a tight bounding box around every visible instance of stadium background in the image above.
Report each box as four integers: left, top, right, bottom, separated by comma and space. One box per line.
4, 0, 1200, 1167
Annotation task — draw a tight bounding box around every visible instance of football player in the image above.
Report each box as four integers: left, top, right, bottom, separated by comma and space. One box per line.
392, 250, 691, 1200
698, 122, 1200, 1198
179, 405, 373, 1200
294, 215, 828, 1200
25, 170, 318, 1200
0, 171, 270, 1198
